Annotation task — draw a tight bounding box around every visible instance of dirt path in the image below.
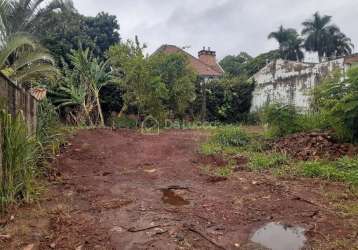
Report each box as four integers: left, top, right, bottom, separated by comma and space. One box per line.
1, 129, 357, 249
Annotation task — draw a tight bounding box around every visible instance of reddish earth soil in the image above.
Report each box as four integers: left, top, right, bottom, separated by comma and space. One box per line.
1, 129, 358, 250
273, 132, 358, 161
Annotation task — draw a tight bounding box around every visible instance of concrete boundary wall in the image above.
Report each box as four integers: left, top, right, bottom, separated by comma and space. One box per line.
0, 72, 38, 134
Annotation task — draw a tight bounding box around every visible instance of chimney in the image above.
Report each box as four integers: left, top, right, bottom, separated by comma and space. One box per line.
198, 47, 217, 67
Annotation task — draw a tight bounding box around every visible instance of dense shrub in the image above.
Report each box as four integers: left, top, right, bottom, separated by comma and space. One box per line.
299, 112, 329, 132
202, 76, 255, 123
314, 68, 358, 142
261, 103, 302, 137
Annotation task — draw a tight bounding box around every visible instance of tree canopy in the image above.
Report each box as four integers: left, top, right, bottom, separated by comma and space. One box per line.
302, 12, 353, 61
268, 26, 304, 61
33, 10, 120, 62
220, 50, 279, 77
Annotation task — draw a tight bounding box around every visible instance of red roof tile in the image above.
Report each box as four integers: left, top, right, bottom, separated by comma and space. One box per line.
153, 45, 224, 77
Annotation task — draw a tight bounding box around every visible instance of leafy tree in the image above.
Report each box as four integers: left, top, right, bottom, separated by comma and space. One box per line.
219, 52, 252, 76
245, 50, 280, 77
219, 51, 279, 78
302, 12, 353, 61
107, 38, 168, 121
33, 10, 120, 62
268, 26, 304, 61
85, 12, 120, 57
149, 52, 196, 120
32, 11, 93, 63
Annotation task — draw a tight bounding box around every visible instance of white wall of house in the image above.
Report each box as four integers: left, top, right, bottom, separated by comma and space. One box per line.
250, 58, 347, 112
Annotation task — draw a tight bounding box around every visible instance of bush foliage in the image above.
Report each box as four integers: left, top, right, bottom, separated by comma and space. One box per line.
314, 68, 358, 142
261, 103, 302, 137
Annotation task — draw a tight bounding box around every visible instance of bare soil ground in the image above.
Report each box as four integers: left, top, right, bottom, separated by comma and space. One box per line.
1, 129, 358, 250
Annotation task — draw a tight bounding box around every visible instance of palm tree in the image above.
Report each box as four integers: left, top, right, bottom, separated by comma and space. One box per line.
4, 0, 75, 34
283, 32, 304, 62
0, 33, 58, 82
268, 26, 304, 61
0, 0, 74, 83
302, 12, 353, 62
326, 27, 354, 58
0, 0, 73, 83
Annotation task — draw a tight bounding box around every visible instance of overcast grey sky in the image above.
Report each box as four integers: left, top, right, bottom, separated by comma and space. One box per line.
73, 0, 357, 60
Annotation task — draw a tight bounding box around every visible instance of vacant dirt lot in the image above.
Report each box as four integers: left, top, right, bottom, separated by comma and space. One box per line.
1, 129, 357, 249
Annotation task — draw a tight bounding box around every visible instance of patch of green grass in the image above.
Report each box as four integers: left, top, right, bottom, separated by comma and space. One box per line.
199, 142, 222, 156
246, 152, 289, 171
199, 126, 264, 155
298, 161, 358, 185
212, 126, 251, 147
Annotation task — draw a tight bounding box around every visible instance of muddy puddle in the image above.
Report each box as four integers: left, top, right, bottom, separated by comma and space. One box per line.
250, 222, 306, 250
161, 189, 189, 206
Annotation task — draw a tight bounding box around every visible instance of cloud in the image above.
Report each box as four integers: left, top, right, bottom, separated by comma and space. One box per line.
73, 0, 358, 59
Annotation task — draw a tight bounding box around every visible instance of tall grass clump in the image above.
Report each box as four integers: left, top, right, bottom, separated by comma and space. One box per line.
1, 110, 39, 210
213, 126, 251, 147
299, 112, 329, 132
37, 99, 66, 160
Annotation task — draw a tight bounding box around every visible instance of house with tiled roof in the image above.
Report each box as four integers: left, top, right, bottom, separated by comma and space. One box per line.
153, 45, 224, 81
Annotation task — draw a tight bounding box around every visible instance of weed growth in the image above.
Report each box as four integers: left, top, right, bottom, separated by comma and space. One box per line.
299, 160, 358, 185
247, 152, 289, 171
212, 126, 251, 147
0, 110, 39, 210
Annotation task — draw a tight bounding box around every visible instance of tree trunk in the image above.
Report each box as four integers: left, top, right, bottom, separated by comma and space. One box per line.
118, 104, 128, 118
83, 101, 93, 126
95, 92, 104, 127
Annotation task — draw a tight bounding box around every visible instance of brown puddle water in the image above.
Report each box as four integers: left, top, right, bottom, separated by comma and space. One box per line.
161, 189, 189, 206
251, 222, 306, 250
